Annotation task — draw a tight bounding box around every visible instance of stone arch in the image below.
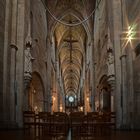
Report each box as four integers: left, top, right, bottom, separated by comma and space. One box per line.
29, 71, 45, 112
98, 75, 111, 112
50, 8, 91, 43
48, 9, 91, 61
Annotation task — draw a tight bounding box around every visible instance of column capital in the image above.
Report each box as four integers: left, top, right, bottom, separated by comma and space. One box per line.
10, 44, 18, 51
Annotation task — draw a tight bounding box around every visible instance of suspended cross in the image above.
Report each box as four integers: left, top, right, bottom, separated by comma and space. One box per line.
63, 28, 78, 63
64, 26, 78, 94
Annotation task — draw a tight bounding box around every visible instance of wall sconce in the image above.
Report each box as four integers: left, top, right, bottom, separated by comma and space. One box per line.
60, 106, 63, 112
34, 106, 38, 114
53, 96, 56, 101
80, 106, 83, 112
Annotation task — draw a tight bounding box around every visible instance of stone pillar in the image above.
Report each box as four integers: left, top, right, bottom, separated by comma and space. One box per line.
93, 62, 97, 111
112, 0, 122, 128
46, 36, 52, 112
121, 0, 134, 128
84, 83, 87, 114
23, 82, 31, 111
127, 44, 134, 129
44, 60, 48, 111
91, 40, 95, 112
9, 0, 18, 127
120, 54, 128, 128
2, 0, 12, 128
120, 0, 132, 129
16, 0, 26, 127
57, 89, 60, 112
56, 60, 59, 107
10, 44, 18, 126
107, 76, 115, 112
53, 71, 59, 112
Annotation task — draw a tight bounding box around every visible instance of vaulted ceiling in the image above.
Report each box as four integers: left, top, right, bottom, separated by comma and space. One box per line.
56, 17, 86, 96
46, 0, 96, 96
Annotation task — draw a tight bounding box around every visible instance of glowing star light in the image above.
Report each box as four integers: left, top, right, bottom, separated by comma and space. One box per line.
127, 24, 137, 42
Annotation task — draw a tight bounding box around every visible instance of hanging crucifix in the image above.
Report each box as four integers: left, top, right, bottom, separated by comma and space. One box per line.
63, 27, 78, 63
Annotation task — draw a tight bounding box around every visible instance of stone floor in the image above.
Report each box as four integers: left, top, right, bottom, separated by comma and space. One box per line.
0, 130, 140, 140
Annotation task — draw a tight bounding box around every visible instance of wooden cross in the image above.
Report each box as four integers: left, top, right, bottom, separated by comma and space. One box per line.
63, 30, 78, 63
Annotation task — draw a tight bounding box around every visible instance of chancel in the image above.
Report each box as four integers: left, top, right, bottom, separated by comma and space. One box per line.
0, 0, 140, 140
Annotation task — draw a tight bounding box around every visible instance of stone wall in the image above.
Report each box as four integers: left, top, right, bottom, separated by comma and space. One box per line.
30, 0, 48, 110
0, 0, 6, 121
94, 0, 108, 85
133, 56, 140, 129
126, 0, 140, 129
94, 0, 109, 105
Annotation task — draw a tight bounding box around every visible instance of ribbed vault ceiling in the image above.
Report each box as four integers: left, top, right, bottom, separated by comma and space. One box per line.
46, 0, 95, 96
55, 15, 87, 96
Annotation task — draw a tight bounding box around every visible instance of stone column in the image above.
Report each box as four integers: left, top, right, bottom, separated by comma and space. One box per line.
120, 53, 128, 128
23, 82, 31, 111
91, 40, 95, 112
112, 0, 122, 128
43, 59, 48, 111
46, 36, 52, 112
121, 0, 134, 129
54, 71, 59, 112
120, 0, 130, 129
9, 0, 18, 127
84, 82, 87, 115
16, 0, 26, 127
107, 76, 115, 112
57, 88, 60, 112
55, 59, 59, 109
127, 44, 134, 129
2, 0, 12, 127
10, 44, 18, 125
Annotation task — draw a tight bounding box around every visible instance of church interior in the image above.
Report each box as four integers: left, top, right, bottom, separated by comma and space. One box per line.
0, 0, 140, 139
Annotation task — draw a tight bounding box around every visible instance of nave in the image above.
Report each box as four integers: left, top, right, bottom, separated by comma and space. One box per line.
1, 0, 140, 137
